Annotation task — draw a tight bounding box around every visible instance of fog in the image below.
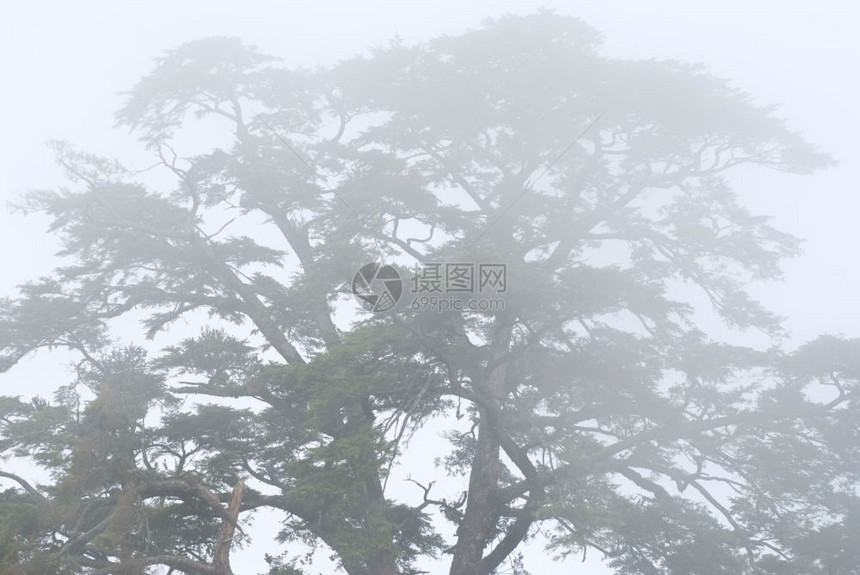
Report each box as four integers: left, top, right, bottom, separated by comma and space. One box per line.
1, 2, 858, 574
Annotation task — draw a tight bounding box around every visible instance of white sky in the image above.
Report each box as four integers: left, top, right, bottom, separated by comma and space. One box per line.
1, 2, 859, 574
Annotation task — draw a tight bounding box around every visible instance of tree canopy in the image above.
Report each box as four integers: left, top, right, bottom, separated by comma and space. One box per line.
1, 12, 858, 575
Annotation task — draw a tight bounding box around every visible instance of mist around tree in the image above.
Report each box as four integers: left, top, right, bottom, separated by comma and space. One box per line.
1, 12, 859, 575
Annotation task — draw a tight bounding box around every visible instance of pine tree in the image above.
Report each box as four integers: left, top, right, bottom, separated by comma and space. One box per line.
1, 13, 858, 575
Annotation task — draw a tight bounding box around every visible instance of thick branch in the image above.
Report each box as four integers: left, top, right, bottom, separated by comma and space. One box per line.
0, 470, 47, 501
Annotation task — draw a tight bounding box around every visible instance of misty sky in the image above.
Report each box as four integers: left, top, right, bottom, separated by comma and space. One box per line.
2, 1, 858, 341
1, 2, 858, 573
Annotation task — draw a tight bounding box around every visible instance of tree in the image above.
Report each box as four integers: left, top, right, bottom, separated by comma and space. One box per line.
1, 12, 858, 575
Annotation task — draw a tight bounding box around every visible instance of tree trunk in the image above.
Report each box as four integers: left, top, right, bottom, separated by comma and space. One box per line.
449, 418, 501, 575
449, 316, 513, 575
214, 479, 245, 575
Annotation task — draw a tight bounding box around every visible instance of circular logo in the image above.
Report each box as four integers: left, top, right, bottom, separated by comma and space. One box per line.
351, 262, 403, 313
